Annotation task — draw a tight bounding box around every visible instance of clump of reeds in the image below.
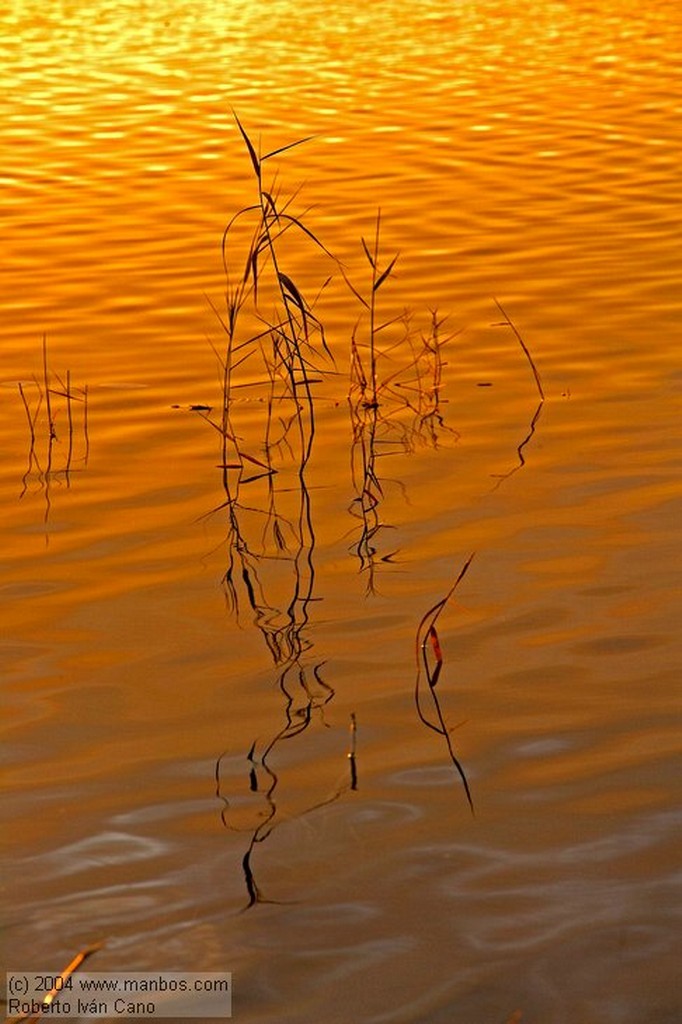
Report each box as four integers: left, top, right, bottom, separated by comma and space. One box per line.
346, 215, 459, 432
203, 119, 546, 595
204, 114, 335, 495
207, 122, 549, 893
17, 334, 89, 506
193, 115, 343, 626
344, 217, 461, 589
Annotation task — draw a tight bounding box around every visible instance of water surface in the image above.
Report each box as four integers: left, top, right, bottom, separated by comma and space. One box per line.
1, 2, 681, 1022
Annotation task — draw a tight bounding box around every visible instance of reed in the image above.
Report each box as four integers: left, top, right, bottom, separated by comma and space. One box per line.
494, 297, 544, 401
216, 116, 334, 475
490, 300, 545, 486
415, 554, 476, 814
344, 211, 399, 409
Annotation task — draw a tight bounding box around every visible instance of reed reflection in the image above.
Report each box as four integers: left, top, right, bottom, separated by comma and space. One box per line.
212, 450, 357, 908
208, 120, 355, 908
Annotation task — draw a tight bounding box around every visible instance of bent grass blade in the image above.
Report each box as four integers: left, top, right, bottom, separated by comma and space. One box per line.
414, 554, 475, 815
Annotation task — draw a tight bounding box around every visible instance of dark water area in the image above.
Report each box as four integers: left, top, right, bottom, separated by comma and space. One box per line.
1, 2, 681, 1021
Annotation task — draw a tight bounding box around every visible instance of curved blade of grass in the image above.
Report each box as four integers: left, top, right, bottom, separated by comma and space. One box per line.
263, 135, 315, 161
234, 112, 260, 178
373, 253, 399, 292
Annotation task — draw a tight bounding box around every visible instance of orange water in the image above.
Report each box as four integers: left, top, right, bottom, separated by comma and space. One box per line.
1, 2, 681, 1022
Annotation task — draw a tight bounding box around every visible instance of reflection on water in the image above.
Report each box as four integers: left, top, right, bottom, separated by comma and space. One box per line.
202, 131, 359, 908
1, 0, 681, 1021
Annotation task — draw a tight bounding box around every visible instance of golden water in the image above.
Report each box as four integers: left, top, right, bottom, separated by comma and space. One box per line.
1, 1, 680, 1021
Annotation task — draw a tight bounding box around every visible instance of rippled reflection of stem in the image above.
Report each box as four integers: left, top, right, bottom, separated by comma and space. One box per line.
210, 120, 358, 907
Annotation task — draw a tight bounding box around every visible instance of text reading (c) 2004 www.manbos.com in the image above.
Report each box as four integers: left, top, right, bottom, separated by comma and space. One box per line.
5, 972, 233, 1019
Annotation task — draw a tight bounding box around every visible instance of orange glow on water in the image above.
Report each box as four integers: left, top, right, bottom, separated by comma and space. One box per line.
1, 2, 680, 1020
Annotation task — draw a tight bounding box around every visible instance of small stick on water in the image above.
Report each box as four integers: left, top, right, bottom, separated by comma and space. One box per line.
7, 943, 103, 1023
42, 944, 103, 1009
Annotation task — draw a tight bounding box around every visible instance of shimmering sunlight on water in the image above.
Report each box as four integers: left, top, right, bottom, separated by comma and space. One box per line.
1, 1, 681, 1022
